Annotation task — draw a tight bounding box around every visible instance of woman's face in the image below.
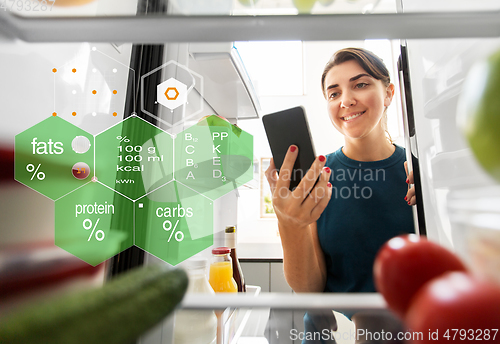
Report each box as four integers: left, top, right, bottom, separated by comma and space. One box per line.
323, 59, 394, 141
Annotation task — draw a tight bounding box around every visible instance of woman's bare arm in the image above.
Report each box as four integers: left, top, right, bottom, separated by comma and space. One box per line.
281, 221, 327, 292
265, 145, 331, 293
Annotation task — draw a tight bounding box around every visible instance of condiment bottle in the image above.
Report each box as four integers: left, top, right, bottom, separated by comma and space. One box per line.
174, 258, 217, 344
225, 226, 246, 292
209, 247, 238, 293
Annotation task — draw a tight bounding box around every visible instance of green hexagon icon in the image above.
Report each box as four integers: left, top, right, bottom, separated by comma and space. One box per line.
55, 181, 134, 266
175, 115, 253, 200
135, 181, 213, 266
95, 115, 174, 200
15, 116, 94, 200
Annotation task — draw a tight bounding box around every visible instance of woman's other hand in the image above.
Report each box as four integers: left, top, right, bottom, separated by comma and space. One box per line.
265, 145, 332, 230
404, 161, 416, 206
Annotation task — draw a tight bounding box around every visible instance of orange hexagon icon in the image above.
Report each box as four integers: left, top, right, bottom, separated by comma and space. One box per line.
156, 77, 188, 111
165, 87, 179, 100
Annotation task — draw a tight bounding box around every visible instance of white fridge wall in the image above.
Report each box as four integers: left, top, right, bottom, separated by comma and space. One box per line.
405, 37, 500, 251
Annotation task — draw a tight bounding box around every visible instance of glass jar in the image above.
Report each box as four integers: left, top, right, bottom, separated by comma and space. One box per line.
209, 247, 238, 293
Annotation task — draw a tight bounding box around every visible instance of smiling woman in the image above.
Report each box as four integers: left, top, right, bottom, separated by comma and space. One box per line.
322, 49, 394, 156
265, 47, 417, 343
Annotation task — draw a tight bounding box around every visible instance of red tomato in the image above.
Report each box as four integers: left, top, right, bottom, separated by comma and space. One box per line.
373, 234, 467, 319
406, 272, 500, 343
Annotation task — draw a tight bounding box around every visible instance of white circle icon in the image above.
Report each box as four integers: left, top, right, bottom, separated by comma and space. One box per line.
72, 136, 91, 154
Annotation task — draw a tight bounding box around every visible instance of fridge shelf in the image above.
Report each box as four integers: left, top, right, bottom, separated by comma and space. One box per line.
0, 10, 499, 43
181, 292, 386, 312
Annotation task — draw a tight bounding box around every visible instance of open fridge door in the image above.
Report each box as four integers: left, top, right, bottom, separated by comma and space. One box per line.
397, 40, 426, 236
399, 0, 500, 279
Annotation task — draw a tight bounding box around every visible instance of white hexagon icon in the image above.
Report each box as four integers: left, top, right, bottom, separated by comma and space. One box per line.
157, 77, 188, 110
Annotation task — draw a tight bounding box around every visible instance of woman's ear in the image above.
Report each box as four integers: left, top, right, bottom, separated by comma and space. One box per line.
384, 83, 395, 107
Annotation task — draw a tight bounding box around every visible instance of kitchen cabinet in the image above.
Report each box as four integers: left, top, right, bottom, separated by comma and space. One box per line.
240, 262, 270, 293
240, 261, 292, 293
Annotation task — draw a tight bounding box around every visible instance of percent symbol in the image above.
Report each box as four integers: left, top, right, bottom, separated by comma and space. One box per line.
163, 220, 183, 242
116, 136, 130, 143
83, 218, 105, 242
26, 164, 45, 180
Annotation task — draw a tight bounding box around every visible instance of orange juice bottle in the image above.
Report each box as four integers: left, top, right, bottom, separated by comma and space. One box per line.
209, 247, 238, 293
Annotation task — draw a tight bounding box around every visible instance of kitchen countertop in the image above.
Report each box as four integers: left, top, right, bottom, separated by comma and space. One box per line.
238, 243, 283, 262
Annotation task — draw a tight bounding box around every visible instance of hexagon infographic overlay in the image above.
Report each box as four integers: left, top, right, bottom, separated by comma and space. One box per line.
15, 116, 94, 200
95, 115, 174, 200
135, 181, 213, 266
15, 114, 253, 266
141, 60, 204, 127
176, 115, 254, 200
55, 182, 134, 266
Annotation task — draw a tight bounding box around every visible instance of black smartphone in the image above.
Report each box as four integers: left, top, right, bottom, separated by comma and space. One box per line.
262, 106, 317, 191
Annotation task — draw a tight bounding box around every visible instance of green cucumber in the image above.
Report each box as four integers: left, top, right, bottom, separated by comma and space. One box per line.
0, 265, 188, 344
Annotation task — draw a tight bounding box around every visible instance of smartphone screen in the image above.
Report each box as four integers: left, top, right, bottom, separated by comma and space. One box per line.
262, 106, 316, 191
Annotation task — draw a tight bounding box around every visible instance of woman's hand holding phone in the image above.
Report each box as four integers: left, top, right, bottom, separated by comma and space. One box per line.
265, 145, 333, 231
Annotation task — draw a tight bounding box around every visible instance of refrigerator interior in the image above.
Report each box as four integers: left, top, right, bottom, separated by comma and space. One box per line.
1, 1, 500, 343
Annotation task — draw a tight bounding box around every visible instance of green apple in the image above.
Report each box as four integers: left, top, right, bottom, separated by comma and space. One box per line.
293, 0, 317, 13
459, 49, 500, 182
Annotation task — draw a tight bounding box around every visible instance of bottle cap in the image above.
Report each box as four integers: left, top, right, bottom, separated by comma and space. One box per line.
225, 226, 236, 233
212, 247, 231, 255
182, 257, 208, 270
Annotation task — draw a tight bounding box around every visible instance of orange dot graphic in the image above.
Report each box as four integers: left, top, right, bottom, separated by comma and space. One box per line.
113, 112, 118, 117
52, 68, 57, 73
92, 90, 97, 95
72, 112, 77, 116
52, 112, 57, 116
72, 68, 77, 73
113, 90, 117, 95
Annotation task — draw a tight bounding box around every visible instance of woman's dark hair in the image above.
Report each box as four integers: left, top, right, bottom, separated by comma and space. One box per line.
321, 47, 391, 98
